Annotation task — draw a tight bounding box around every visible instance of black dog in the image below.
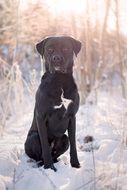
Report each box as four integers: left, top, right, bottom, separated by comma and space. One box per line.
25, 36, 81, 171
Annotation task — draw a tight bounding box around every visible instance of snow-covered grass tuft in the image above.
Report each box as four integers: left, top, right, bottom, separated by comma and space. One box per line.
0, 61, 37, 136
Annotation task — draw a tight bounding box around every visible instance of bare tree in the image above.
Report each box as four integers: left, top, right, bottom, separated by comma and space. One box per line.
115, 0, 126, 98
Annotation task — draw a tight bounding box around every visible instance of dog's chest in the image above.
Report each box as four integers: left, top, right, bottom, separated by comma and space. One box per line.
40, 73, 77, 111
53, 88, 72, 110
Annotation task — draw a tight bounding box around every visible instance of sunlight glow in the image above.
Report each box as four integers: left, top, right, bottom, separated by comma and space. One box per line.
47, 0, 85, 15
20, 0, 127, 35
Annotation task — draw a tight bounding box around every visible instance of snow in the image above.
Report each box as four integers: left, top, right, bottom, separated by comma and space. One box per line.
0, 90, 127, 190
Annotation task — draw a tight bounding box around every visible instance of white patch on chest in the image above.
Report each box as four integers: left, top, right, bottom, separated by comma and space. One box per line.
53, 88, 72, 110
54, 104, 63, 109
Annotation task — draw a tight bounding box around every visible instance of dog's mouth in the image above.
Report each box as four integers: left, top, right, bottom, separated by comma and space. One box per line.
54, 66, 61, 71
54, 66, 67, 73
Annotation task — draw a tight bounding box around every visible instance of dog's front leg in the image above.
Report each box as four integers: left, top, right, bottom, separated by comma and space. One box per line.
36, 111, 57, 171
68, 116, 80, 168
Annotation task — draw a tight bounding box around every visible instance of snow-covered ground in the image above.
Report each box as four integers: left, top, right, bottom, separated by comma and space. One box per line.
0, 90, 127, 190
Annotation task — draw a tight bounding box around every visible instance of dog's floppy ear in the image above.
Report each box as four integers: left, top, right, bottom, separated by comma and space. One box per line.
70, 37, 81, 56
36, 38, 48, 57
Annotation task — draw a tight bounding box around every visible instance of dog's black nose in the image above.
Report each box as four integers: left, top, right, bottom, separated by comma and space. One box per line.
52, 55, 63, 63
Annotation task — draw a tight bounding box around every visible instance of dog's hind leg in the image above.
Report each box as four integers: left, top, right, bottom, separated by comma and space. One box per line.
25, 131, 42, 162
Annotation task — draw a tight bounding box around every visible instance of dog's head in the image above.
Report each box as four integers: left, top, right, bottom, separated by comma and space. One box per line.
36, 36, 81, 74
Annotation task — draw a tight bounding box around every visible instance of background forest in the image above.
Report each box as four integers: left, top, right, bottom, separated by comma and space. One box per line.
0, 0, 127, 133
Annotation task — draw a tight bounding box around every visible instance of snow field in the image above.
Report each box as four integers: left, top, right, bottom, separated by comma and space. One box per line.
0, 91, 127, 190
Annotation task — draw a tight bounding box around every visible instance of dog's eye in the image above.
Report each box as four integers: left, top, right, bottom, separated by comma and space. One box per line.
47, 48, 54, 53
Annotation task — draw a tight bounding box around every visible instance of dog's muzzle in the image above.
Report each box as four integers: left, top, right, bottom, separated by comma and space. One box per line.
52, 55, 63, 63
51, 55, 66, 73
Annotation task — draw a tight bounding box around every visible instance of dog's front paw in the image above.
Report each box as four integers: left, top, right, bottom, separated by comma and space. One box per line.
71, 163, 80, 168
37, 160, 44, 167
44, 164, 57, 172
50, 164, 57, 172
71, 159, 80, 168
